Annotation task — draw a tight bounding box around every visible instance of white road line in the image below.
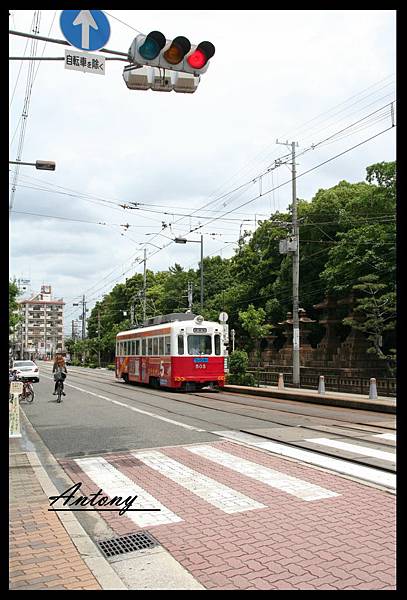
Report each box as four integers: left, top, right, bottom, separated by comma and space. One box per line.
304, 437, 396, 462
134, 450, 265, 514
41, 374, 206, 432
373, 433, 396, 441
75, 456, 182, 527
213, 431, 396, 491
186, 445, 339, 501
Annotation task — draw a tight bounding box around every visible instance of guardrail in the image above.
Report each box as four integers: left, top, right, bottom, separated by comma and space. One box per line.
247, 370, 396, 397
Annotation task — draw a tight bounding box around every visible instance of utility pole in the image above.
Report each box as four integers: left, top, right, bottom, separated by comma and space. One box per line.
74, 296, 87, 339
97, 309, 101, 368
82, 295, 87, 339
200, 234, 204, 311
143, 248, 147, 322
277, 139, 300, 386
187, 281, 193, 312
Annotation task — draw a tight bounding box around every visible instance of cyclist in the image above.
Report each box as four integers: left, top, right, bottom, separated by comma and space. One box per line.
52, 354, 67, 396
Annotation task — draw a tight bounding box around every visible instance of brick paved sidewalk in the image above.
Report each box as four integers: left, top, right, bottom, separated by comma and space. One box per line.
9, 438, 106, 590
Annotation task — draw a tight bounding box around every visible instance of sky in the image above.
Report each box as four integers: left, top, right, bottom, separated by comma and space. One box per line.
9, 9, 396, 335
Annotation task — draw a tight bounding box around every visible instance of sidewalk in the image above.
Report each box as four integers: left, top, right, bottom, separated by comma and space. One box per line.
223, 384, 396, 414
9, 435, 126, 590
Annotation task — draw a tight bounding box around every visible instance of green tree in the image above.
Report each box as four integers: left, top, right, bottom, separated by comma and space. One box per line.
9, 279, 21, 334
238, 304, 272, 365
343, 275, 396, 376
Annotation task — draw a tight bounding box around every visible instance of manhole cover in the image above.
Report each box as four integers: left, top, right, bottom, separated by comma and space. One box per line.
96, 531, 159, 558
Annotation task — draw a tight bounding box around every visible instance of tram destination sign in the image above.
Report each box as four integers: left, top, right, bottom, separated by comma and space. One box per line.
193, 328, 207, 333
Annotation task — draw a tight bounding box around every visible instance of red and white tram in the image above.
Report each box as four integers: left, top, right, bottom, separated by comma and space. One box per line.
115, 313, 227, 391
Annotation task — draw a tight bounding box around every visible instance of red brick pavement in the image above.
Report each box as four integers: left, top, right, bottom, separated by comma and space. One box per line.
9, 452, 101, 590
60, 440, 396, 590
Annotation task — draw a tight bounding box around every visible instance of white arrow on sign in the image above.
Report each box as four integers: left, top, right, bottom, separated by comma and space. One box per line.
72, 10, 98, 50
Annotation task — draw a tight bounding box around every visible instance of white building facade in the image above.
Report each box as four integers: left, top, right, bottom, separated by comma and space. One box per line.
15, 285, 65, 359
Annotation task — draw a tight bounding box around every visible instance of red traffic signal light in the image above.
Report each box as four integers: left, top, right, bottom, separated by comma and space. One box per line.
187, 41, 215, 70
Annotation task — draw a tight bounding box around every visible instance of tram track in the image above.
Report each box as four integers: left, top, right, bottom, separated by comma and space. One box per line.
59, 367, 396, 434
37, 366, 396, 473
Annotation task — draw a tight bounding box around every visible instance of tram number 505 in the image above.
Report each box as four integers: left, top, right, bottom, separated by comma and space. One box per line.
195, 363, 206, 369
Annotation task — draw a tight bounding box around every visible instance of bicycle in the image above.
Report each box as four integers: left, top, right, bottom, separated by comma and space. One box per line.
9, 378, 34, 404
55, 379, 64, 403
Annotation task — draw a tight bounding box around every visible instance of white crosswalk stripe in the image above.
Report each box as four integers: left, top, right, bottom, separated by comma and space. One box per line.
303, 437, 396, 462
134, 450, 266, 514
214, 431, 396, 491
186, 445, 339, 501
75, 456, 182, 527
372, 433, 396, 441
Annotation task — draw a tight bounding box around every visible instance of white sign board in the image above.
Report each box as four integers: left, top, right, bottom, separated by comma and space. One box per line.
9, 392, 22, 438
293, 328, 300, 350
10, 381, 23, 395
65, 49, 105, 75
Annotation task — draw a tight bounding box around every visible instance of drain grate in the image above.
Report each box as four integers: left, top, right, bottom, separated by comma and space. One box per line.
96, 531, 159, 558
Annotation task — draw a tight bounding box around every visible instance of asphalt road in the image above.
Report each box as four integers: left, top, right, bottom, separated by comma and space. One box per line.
20, 362, 396, 474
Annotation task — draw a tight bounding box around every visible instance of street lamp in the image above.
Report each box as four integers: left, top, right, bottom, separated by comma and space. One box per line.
174, 235, 204, 310
9, 159, 56, 170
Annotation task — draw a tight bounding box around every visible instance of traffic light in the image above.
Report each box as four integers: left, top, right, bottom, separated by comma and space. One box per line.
128, 31, 215, 76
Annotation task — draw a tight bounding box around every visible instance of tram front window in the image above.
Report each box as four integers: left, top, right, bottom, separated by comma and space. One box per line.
187, 335, 212, 355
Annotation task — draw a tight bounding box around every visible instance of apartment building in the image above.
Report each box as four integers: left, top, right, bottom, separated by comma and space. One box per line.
15, 285, 65, 359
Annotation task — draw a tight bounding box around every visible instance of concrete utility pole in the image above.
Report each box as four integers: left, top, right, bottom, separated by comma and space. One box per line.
277, 139, 300, 386
97, 309, 101, 368
187, 281, 193, 312
82, 295, 87, 339
200, 234, 204, 311
143, 248, 147, 322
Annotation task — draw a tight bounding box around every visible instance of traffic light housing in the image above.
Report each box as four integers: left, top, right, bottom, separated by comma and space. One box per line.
128, 31, 215, 76
123, 65, 200, 94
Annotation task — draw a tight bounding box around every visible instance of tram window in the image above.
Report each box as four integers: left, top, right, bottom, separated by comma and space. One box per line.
125, 341, 129, 356
188, 335, 212, 355
147, 338, 153, 356
142, 339, 146, 355
214, 334, 221, 355
153, 337, 159, 355
178, 334, 184, 355
135, 339, 140, 355
165, 336, 171, 355
132, 340, 136, 355
159, 337, 164, 355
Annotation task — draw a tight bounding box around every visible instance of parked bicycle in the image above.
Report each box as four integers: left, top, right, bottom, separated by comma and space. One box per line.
9, 371, 34, 403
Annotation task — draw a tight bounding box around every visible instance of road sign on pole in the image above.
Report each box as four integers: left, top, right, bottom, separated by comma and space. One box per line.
64, 49, 106, 75
60, 10, 110, 52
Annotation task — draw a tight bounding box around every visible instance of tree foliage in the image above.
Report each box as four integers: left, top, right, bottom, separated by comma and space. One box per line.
9, 279, 21, 334
78, 161, 395, 373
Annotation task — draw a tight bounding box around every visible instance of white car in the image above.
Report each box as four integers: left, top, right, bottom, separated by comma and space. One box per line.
11, 360, 40, 382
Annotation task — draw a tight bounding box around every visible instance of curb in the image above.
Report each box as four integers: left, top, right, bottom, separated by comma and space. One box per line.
223, 385, 396, 414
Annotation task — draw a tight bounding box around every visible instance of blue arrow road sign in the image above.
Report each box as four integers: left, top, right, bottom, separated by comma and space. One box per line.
60, 10, 110, 52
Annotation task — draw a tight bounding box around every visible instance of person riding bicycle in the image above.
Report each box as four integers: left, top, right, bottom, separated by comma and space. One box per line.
52, 354, 67, 396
